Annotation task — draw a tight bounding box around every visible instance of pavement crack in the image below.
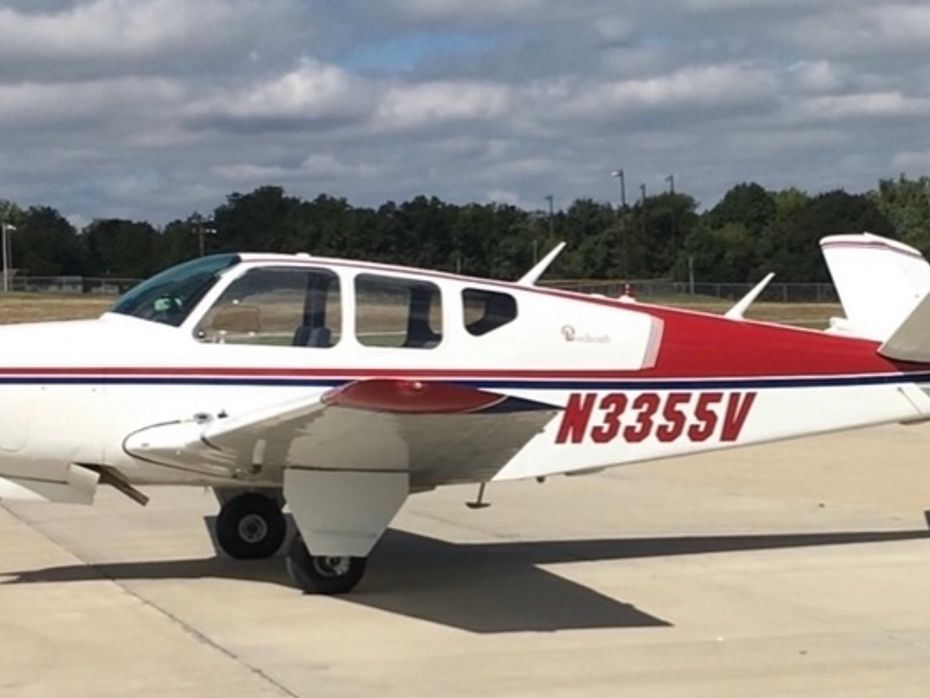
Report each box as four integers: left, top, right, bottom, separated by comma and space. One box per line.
1, 503, 302, 698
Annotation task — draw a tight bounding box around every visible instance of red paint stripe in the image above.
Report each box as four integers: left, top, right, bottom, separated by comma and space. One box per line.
630, 305, 902, 377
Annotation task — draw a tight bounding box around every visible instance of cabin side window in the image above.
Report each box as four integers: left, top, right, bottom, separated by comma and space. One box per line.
195, 267, 341, 347
462, 288, 517, 336
355, 274, 442, 349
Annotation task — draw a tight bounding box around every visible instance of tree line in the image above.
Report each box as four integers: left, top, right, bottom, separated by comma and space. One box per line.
2, 176, 929, 283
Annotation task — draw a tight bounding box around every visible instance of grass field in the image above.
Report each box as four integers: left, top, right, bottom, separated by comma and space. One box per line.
0, 293, 842, 329
663, 300, 842, 329
0, 293, 114, 324
0, 293, 842, 328
0, 293, 843, 329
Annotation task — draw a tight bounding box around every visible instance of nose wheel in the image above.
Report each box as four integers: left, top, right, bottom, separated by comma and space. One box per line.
215, 492, 286, 559
286, 534, 367, 594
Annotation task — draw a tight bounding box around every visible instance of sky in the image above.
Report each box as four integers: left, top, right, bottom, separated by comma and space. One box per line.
2, 0, 930, 227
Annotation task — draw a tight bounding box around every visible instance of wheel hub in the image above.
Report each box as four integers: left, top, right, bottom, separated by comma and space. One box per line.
237, 513, 269, 544
312, 555, 351, 578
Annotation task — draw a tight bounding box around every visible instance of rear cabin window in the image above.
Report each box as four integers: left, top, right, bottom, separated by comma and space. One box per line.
195, 267, 341, 347
463, 288, 517, 336
355, 274, 442, 349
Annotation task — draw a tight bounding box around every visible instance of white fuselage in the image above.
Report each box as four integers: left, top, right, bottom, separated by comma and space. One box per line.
1, 254, 929, 501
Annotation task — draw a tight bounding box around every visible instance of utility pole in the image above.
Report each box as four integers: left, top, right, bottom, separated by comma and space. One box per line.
190, 213, 217, 257
1, 223, 16, 293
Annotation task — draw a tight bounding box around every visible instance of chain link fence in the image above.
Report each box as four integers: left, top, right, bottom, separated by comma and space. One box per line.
3, 275, 140, 295
545, 279, 839, 303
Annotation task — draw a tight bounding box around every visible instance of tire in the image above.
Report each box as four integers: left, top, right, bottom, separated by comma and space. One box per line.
286, 534, 367, 595
215, 493, 286, 559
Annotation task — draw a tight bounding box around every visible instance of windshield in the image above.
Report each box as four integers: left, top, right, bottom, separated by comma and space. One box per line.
111, 254, 240, 327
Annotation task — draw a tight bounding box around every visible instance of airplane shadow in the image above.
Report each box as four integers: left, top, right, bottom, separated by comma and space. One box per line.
4, 516, 930, 634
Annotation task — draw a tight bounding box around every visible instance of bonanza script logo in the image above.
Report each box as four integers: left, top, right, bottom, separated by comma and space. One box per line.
561, 324, 609, 344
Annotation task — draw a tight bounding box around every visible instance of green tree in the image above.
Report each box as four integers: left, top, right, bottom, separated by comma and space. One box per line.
705, 182, 777, 235
871, 175, 930, 254
677, 221, 757, 283
772, 187, 810, 221
212, 186, 304, 253
757, 190, 894, 281
82, 219, 161, 278
159, 215, 203, 268
0, 199, 22, 227
13, 206, 85, 276
552, 199, 615, 278
639, 192, 699, 278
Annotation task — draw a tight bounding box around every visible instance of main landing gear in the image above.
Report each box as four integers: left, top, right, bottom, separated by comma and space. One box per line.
215, 491, 287, 560
213, 471, 406, 594
285, 534, 367, 595
214, 488, 369, 593
280, 468, 408, 595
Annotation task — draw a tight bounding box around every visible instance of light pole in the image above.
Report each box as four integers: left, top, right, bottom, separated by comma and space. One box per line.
544, 194, 554, 238
611, 170, 628, 278
1, 223, 16, 293
610, 169, 626, 208
666, 174, 678, 253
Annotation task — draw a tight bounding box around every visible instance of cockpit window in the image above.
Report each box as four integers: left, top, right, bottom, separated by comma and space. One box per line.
195, 267, 341, 347
111, 254, 239, 327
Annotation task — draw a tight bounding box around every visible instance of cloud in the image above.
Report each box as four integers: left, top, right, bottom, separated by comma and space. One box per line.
188, 61, 372, 131
0, 0, 929, 225
214, 154, 381, 183
783, 3, 930, 59
891, 149, 930, 171
374, 81, 512, 129
547, 63, 780, 124
388, 0, 551, 23
0, 77, 185, 131
789, 92, 930, 124
0, 0, 308, 81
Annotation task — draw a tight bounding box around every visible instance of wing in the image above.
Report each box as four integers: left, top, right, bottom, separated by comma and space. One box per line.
123, 380, 560, 487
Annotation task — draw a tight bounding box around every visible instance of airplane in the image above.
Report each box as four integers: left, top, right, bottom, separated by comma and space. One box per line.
2, 239, 930, 595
